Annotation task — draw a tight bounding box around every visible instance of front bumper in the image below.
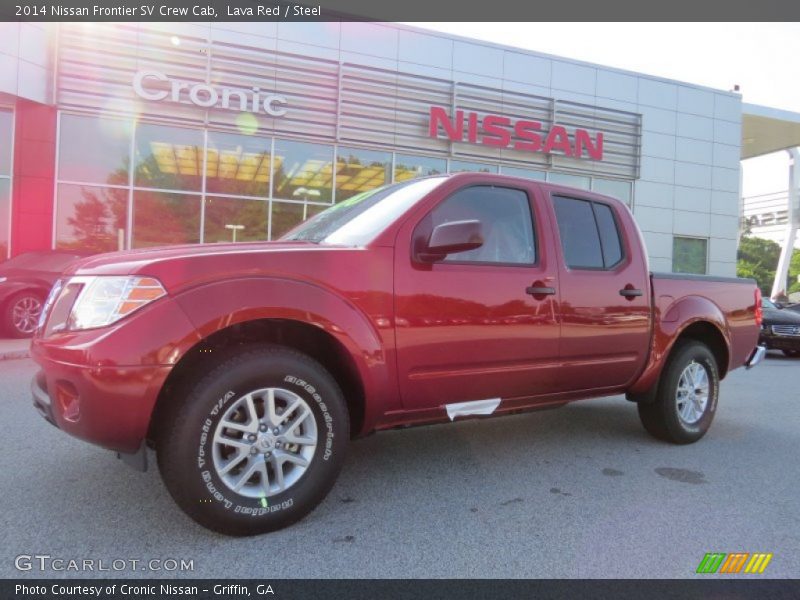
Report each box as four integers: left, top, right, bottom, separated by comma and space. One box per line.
29, 294, 199, 454
758, 333, 800, 352
31, 360, 171, 454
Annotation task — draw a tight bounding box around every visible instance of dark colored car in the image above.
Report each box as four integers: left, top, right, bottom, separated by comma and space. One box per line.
760, 297, 800, 357
0, 251, 88, 338
31, 174, 762, 535
780, 302, 800, 315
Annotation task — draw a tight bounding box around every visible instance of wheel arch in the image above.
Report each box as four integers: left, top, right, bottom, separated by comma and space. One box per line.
148, 318, 368, 445
628, 297, 731, 404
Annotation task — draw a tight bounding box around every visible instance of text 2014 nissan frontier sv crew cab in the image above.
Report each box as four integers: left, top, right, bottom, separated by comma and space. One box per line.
31, 173, 765, 535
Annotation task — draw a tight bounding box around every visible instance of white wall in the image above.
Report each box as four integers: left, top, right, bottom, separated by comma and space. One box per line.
0, 22, 54, 104
209, 21, 742, 275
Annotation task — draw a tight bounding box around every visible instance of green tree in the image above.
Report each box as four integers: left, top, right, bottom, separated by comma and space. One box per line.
737, 235, 800, 296
789, 248, 800, 295
737, 236, 781, 295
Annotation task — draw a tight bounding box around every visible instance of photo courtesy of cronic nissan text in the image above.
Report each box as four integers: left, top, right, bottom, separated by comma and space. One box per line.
0, 2, 799, 598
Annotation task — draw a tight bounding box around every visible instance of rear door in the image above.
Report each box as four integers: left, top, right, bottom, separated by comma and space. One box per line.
393, 181, 562, 411
549, 192, 650, 390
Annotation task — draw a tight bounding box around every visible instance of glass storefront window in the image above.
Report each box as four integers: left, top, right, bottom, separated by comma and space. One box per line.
335, 146, 391, 202
394, 154, 446, 182
449, 160, 497, 174
500, 166, 546, 180
305, 203, 329, 220
673, 236, 708, 275
206, 132, 271, 198
204, 196, 269, 243
593, 178, 632, 205
272, 139, 334, 203
0, 109, 13, 176
0, 179, 9, 259
133, 190, 201, 248
134, 123, 203, 191
55, 184, 128, 253
548, 172, 591, 189
270, 201, 305, 240
58, 114, 132, 185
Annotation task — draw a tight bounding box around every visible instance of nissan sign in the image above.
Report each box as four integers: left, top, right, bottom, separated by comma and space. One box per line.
428, 106, 603, 160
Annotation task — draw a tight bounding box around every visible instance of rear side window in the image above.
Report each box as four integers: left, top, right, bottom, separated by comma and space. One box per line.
553, 196, 625, 270
593, 203, 623, 267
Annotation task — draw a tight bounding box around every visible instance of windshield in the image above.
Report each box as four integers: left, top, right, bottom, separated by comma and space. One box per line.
762, 297, 776, 309
282, 177, 447, 245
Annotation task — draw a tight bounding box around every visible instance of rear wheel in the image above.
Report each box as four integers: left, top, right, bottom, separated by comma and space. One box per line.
156, 345, 349, 536
637, 341, 719, 444
4, 291, 44, 338
782, 349, 800, 358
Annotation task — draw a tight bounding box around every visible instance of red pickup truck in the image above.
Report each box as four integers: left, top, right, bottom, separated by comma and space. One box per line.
31, 173, 764, 535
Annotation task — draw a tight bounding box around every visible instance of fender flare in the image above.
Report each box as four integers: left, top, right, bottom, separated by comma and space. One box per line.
170, 276, 392, 433
627, 295, 731, 399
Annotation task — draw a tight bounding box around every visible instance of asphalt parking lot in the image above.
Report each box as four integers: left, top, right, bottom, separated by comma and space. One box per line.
2, 353, 799, 579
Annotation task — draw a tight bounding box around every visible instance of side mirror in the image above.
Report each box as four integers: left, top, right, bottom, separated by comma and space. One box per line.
418, 219, 483, 262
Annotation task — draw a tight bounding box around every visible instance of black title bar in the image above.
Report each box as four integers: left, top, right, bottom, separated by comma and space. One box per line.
2, 0, 800, 21
4, 579, 800, 600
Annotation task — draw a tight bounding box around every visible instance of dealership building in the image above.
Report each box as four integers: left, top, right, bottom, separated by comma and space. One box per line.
1, 21, 799, 277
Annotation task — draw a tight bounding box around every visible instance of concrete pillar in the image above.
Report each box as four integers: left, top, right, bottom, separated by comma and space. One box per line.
771, 147, 800, 299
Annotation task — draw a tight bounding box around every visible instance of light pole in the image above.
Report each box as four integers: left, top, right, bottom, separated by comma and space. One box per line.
225, 224, 245, 243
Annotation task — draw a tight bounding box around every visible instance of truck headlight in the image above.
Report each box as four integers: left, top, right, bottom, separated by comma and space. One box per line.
65, 275, 167, 331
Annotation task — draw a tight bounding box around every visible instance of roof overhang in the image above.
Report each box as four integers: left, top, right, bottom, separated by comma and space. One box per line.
742, 103, 800, 160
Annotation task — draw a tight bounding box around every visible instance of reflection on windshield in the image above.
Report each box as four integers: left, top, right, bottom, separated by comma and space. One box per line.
282, 177, 446, 245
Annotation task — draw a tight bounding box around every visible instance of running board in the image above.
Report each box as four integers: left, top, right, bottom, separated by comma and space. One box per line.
445, 398, 501, 421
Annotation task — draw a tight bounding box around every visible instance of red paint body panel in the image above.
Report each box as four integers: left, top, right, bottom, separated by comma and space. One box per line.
31, 173, 761, 454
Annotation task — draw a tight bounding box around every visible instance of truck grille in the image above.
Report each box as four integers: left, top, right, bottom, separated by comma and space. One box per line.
772, 324, 800, 336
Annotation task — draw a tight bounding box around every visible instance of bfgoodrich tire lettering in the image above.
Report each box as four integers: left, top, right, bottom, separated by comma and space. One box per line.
637, 341, 720, 445
157, 345, 349, 536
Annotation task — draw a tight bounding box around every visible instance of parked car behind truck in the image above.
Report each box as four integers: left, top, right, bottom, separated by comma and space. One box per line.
0, 251, 88, 338
760, 296, 800, 357
31, 173, 764, 535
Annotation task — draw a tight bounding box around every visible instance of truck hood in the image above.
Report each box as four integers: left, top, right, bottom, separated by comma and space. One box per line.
65, 241, 358, 292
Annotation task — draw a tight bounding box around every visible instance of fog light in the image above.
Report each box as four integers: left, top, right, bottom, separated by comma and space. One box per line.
55, 380, 80, 422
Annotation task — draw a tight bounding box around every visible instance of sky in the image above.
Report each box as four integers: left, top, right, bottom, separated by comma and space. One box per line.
409, 23, 800, 197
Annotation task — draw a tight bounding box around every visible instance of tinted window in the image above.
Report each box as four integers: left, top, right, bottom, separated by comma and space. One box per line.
273, 139, 334, 203
553, 196, 625, 270
58, 114, 132, 185
395, 154, 446, 182
672, 236, 708, 274
55, 183, 129, 253
335, 146, 391, 202
428, 186, 536, 265
553, 197, 603, 269
594, 203, 624, 267
134, 123, 203, 191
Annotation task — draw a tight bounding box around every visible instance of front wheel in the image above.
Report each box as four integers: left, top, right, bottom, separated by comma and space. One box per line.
156, 345, 349, 536
637, 341, 719, 444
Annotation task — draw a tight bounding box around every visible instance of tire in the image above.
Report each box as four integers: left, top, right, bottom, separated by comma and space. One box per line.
637, 341, 719, 445
3, 291, 44, 338
782, 349, 800, 358
156, 344, 349, 536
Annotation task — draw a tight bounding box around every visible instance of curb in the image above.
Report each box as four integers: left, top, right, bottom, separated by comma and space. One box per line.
0, 349, 31, 361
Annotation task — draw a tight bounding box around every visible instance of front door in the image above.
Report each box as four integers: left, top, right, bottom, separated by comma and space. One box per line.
394, 182, 562, 411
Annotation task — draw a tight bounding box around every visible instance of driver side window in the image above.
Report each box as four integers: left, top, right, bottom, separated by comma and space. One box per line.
427, 186, 536, 265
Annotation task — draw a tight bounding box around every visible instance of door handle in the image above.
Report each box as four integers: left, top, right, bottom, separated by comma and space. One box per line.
619, 288, 643, 298
526, 285, 556, 296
